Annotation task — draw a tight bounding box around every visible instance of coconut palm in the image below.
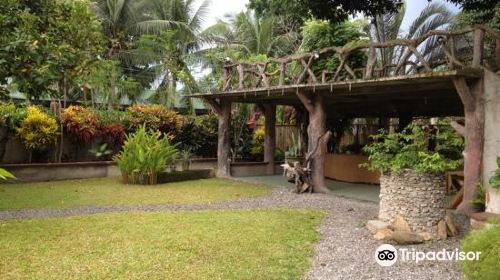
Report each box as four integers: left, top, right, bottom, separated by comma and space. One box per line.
368, 1, 455, 72
202, 11, 300, 57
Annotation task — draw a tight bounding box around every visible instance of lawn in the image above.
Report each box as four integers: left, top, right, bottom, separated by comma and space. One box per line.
0, 177, 272, 210
0, 209, 325, 279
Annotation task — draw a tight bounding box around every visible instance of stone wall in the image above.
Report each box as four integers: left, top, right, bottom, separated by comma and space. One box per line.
379, 169, 446, 233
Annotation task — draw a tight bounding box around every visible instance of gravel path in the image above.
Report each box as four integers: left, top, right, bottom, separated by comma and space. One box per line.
0, 185, 468, 280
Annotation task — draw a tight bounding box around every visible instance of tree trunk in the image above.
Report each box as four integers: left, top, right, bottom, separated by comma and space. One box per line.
217, 100, 231, 177
204, 98, 232, 178
264, 104, 276, 175
296, 91, 330, 193
452, 77, 484, 215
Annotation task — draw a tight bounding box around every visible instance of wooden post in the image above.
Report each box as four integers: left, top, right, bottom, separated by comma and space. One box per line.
472, 28, 485, 68
296, 90, 330, 193
237, 64, 244, 90
452, 77, 485, 215
264, 104, 276, 175
204, 98, 232, 177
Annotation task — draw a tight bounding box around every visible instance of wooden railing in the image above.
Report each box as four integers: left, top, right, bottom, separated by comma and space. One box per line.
221, 25, 500, 92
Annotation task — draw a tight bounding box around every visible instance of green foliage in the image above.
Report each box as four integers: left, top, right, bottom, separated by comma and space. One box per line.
461, 225, 500, 280
0, 0, 104, 99
489, 157, 500, 189
249, 0, 401, 24
0, 102, 26, 131
231, 104, 253, 160
250, 128, 265, 157
62, 105, 101, 144
113, 125, 179, 185
286, 132, 303, 158
89, 143, 112, 160
0, 168, 15, 180
175, 115, 218, 155
471, 183, 486, 211
17, 106, 59, 152
301, 19, 367, 76
363, 123, 463, 174
127, 104, 182, 137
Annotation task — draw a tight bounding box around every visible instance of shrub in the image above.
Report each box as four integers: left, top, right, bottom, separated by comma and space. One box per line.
194, 114, 218, 157
489, 157, 500, 189
101, 123, 125, 149
251, 127, 265, 157
113, 125, 179, 185
62, 105, 100, 143
362, 123, 462, 174
127, 104, 181, 136
461, 225, 500, 280
17, 106, 59, 152
0, 168, 15, 180
0, 102, 26, 131
174, 114, 218, 157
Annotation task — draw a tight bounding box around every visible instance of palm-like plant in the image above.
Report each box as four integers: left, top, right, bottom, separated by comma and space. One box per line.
368, 1, 455, 72
202, 11, 300, 58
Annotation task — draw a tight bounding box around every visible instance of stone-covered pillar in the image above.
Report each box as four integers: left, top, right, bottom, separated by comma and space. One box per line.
482, 70, 500, 214
263, 104, 276, 175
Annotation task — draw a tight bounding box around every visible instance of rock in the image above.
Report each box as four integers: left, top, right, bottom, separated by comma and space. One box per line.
437, 220, 447, 240
366, 220, 390, 234
445, 212, 458, 237
392, 215, 411, 232
374, 228, 394, 240
391, 231, 424, 244
418, 232, 438, 241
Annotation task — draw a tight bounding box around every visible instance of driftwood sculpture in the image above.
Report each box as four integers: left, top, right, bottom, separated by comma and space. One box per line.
282, 131, 332, 193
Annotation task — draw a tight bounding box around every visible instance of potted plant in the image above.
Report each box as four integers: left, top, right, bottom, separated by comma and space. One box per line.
285, 133, 304, 165
362, 122, 463, 237
179, 148, 193, 171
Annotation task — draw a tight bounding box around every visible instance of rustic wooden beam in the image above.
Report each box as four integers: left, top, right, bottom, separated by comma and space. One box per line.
472, 28, 485, 68
237, 64, 244, 90
203, 97, 222, 115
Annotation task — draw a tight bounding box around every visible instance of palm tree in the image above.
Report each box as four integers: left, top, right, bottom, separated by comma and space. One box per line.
368, 1, 455, 72
92, 0, 206, 110
137, 0, 209, 110
202, 11, 300, 57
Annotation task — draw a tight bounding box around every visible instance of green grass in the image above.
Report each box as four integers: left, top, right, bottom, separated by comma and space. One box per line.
0, 177, 272, 210
0, 209, 325, 280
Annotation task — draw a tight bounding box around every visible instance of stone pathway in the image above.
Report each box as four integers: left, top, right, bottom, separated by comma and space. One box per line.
0, 186, 467, 280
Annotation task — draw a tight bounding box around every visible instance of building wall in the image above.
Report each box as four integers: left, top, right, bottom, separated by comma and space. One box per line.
482, 70, 500, 214
324, 154, 380, 184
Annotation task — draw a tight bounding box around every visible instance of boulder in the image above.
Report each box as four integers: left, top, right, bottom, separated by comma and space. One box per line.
366, 220, 390, 234
437, 220, 447, 240
392, 214, 411, 232
391, 231, 424, 244
374, 228, 394, 240
418, 232, 438, 241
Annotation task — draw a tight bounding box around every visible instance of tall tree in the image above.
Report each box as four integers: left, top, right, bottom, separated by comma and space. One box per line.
0, 0, 104, 100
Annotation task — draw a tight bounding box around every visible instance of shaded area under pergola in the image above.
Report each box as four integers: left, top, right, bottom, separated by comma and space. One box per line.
189, 67, 498, 214
191, 70, 481, 118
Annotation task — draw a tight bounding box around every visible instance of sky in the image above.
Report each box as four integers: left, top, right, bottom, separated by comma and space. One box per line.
197, 0, 460, 30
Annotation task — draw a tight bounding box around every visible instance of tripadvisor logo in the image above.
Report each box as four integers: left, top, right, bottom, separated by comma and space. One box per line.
375, 244, 481, 266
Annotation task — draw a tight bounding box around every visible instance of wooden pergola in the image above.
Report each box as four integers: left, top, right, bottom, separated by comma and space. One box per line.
190, 25, 500, 214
